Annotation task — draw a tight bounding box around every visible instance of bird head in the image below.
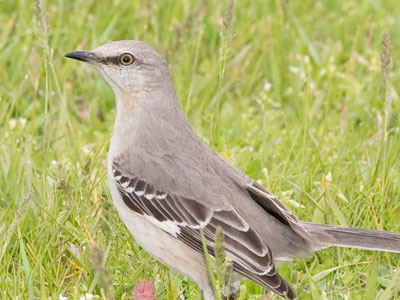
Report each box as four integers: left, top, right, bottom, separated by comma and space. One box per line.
65, 40, 170, 97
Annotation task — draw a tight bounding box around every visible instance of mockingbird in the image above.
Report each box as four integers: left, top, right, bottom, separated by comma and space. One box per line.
66, 40, 400, 299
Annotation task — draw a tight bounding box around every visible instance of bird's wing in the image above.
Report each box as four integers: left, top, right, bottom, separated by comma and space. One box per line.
246, 181, 312, 241
111, 160, 295, 299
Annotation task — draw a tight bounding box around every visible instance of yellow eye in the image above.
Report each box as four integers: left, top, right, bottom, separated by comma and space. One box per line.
120, 53, 134, 65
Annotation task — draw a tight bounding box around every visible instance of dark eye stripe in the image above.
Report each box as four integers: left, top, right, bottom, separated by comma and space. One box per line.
98, 55, 136, 66
98, 56, 121, 65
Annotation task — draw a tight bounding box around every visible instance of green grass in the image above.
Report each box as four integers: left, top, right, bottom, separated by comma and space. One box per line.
1, 0, 400, 299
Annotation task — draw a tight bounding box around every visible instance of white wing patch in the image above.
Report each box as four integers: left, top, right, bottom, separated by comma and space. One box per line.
156, 193, 167, 200
121, 181, 129, 188
144, 193, 155, 200
144, 216, 180, 237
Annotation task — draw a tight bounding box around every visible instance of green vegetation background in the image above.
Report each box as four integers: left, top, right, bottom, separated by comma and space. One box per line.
1, 0, 399, 299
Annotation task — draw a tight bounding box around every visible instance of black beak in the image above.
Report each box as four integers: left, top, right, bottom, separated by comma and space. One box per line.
65, 50, 97, 63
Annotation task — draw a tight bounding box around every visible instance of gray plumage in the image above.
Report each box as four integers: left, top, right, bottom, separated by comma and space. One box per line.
66, 40, 400, 300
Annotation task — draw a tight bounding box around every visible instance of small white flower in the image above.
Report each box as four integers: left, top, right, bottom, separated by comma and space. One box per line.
19, 118, 27, 126
288, 199, 306, 209
325, 172, 333, 182
81, 145, 90, 154
289, 66, 299, 74
285, 87, 293, 95
80, 294, 94, 300
69, 242, 81, 259
263, 82, 272, 91
59, 295, 68, 300
9, 119, 17, 130
315, 1, 323, 8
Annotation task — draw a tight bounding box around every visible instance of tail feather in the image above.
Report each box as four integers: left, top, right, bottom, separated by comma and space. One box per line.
302, 222, 400, 253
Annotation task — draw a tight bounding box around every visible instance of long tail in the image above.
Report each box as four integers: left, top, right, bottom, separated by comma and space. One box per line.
301, 222, 400, 253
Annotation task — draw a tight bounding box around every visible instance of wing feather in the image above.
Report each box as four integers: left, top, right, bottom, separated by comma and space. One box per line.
112, 161, 295, 299
247, 181, 311, 241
